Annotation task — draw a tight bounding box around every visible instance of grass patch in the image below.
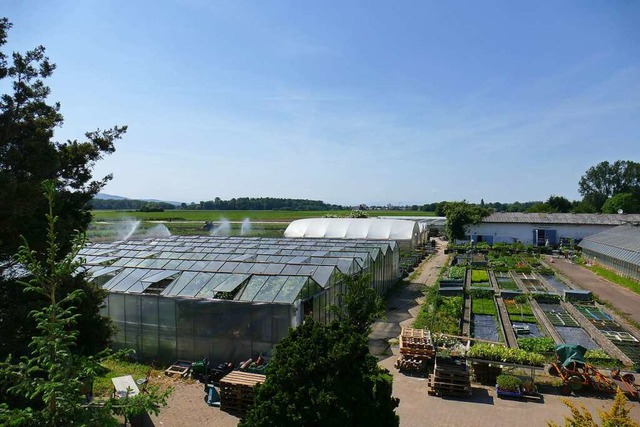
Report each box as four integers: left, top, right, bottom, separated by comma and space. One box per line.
472, 298, 496, 316
93, 356, 167, 397
586, 264, 640, 296
91, 209, 435, 222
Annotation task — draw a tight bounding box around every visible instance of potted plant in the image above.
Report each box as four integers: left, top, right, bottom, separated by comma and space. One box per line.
496, 374, 523, 397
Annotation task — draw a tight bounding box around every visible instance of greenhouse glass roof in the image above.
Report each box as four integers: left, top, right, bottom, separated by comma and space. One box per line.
579, 224, 640, 266
79, 236, 396, 304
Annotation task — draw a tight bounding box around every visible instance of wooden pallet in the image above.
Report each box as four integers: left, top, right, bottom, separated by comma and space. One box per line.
164, 360, 192, 377
219, 371, 266, 414
428, 357, 472, 398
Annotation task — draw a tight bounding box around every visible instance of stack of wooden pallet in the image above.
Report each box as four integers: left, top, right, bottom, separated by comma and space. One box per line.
219, 371, 266, 414
396, 328, 435, 373
427, 356, 472, 398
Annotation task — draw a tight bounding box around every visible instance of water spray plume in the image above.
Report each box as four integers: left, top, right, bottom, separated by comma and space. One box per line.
240, 218, 252, 236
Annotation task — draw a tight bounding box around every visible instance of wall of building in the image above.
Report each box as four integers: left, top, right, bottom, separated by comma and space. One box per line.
465, 223, 613, 246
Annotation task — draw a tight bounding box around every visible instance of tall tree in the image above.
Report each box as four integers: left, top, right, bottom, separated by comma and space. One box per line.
0, 184, 169, 425
578, 160, 640, 212
0, 18, 123, 357
443, 201, 491, 241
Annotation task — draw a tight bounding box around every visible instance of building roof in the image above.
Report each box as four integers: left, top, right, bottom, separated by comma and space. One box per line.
284, 218, 420, 241
579, 224, 640, 267
79, 236, 397, 304
481, 212, 640, 226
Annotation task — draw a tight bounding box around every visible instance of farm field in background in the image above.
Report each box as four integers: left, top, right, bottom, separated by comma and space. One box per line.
91, 210, 435, 222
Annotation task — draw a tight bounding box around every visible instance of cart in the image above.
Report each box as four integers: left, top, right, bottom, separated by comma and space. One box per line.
549, 344, 638, 400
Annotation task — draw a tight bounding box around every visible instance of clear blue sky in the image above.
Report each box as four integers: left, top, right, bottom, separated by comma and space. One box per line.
4, 1, 640, 205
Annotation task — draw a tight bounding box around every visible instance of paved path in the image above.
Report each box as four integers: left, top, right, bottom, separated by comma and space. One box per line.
549, 259, 640, 325
369, 239, 449, 356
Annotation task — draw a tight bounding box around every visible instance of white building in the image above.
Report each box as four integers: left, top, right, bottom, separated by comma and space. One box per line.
464, 212, 640, 246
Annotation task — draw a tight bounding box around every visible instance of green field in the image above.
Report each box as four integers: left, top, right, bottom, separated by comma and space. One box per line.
91, 209, 435, 222
88, 210, 435, 241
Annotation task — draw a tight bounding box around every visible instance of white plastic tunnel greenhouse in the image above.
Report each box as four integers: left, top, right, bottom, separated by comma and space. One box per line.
285, 218, 423, 249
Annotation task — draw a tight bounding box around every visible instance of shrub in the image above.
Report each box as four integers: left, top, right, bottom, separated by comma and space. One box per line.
496, 374, 522, 391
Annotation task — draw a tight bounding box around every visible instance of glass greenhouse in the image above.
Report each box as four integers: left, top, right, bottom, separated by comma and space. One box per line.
80, 236, 399, 363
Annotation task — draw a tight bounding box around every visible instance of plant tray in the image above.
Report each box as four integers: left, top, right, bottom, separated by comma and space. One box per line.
495, 386, 523, 398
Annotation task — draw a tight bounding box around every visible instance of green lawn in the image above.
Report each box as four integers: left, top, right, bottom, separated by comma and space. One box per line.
91, 209, 435, 222
93, 357, 167, 397
587, 264, 640, 296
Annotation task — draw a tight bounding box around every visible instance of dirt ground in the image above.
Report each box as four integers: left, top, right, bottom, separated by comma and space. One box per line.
150, 240, 640, 426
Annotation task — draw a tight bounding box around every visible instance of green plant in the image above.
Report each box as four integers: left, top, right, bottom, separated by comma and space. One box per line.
472, 298, 497, 316
467, 343, 545, 366
547, 387, 639, 427
517, 337, 555, 353
471, 269, 489, 282
496, 374, 522, 391
448, 266, 466, 280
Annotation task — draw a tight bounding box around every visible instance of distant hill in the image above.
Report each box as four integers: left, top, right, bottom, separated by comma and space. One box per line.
95, 193, 128, 200
92, 193, 182, 209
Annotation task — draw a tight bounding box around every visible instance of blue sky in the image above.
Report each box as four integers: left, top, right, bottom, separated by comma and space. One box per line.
3, 1, 640, 205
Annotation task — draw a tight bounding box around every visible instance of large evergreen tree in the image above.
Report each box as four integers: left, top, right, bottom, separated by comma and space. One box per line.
0, 18, 124, 357
240, 320, 399, 427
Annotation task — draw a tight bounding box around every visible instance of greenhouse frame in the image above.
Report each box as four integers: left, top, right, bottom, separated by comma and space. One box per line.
579, 224, 640, 282
80, 236, 399, 363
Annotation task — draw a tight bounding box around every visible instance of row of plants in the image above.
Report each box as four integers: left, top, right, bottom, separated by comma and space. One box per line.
472, 298, 497, 316
467, 343, 546, 366
448, 266, 466, 280
413, 285, 463, 335
584, 349, 622, 368
504, 298, 537, 323
471, 269, 489, 283
516, 337, 555, 353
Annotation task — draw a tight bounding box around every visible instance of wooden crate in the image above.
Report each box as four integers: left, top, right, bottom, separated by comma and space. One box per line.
219, 371, 266, 414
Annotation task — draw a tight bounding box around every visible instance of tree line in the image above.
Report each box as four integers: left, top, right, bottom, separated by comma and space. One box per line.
179, 197, 347, 211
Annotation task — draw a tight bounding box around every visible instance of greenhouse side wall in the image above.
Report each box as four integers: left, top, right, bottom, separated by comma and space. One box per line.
102, 293, 296, 364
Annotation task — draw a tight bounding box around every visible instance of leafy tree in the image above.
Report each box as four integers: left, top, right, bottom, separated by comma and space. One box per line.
547, 195, 573, 213
601, 193, 640, 214
331, 273, 385, 335
240, 319, 399, 427
0, 183, 170, 426
547, 388, 638, 427
578, 160, 640, 212
443, 201, 491, 241
0, 17, 122, 358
